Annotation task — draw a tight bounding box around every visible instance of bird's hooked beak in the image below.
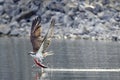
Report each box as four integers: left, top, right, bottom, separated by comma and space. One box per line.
28, 52, 35, 55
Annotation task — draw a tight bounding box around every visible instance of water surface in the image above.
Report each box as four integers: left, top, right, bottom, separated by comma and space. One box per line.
0, 37, 119, 80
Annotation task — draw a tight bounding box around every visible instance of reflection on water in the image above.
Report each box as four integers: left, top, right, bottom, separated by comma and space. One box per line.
32, 69, 43, 80
0, 37, 120, 80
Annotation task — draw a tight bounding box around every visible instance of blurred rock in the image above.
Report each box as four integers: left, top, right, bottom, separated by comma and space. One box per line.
9, 28, 20, 36
66, 0, 78, 8
13, 0, 20, 3
0, 5, 3, 15
0, 24, 11, 35
4, 0, 13, 3
85, 4, 103, 15
41, 10, 54, 24
93, 4, 103, 14
0, 0, 4, 4
102, 0, 110, 5
114, 13, 120, 22
3, 3, 16, 16
32, 0, 42, 6
112, 35, 118, 41
9, 21, 20, 28
46, 1, 65, 13
14, 9, 37, 22
0, 0, 120, 41
98, 10, 114, 20
78, 25, 90, 34
0, 14, 11, 24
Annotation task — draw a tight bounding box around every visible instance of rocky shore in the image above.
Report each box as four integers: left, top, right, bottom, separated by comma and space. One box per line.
0, 0, 120, 41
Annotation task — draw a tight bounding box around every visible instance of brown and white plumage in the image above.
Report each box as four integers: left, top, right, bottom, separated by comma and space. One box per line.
42, 18, 55, 53
30, 16, 55, 53
29, 16, 55, 68
30, 16, 42, 52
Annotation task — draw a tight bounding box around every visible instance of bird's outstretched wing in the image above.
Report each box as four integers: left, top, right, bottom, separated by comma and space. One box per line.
42, 18, 55, 53
30, 16, 42, 52
38, 18, 55, 53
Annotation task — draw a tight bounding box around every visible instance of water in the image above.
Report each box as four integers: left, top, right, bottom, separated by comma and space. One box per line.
0, 37, 119, 80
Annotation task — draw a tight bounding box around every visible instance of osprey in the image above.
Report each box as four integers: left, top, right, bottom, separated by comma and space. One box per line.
28, 16, 55, 68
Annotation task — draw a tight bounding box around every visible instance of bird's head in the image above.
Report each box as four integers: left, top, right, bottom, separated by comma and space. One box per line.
28, 51, 35, 55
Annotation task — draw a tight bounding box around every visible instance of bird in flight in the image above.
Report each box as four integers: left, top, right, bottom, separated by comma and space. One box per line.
28, 16, 55, 68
